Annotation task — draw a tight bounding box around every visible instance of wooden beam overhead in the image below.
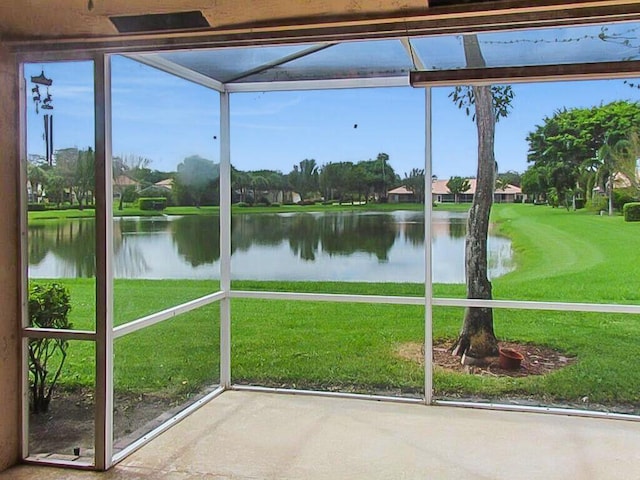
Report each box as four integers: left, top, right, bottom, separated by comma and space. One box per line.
409, 60, 640, 86
6, 0, 640, 57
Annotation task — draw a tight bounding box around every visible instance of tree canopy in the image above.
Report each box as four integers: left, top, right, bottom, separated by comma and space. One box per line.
522, 100, 640, 205
175, 155, 220, 207
446, 176, 471, 203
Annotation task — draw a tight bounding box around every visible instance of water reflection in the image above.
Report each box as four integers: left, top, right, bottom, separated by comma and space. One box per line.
28, 211, 514, 283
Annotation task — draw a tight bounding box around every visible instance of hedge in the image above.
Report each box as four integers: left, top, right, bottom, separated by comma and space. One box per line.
138, 197, 167, 211
623, 202, 640, 222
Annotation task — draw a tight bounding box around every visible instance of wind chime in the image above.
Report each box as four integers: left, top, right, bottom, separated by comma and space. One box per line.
31, 70, 54, 165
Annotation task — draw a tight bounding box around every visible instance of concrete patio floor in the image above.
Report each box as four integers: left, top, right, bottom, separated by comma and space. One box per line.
2, 390, 640, 479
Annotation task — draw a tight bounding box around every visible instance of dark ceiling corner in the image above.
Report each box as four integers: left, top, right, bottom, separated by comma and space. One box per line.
109, 10, 210, 34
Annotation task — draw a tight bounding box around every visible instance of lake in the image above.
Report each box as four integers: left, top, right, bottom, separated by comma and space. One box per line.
28, 210, 514, 283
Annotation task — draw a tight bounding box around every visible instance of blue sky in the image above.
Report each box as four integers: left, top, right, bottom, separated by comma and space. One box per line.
25, 56, 640, 180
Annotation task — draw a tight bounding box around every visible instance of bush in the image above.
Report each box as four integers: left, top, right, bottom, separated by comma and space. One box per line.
235, 202, 250, 208
28, 282, 72, 413
270, 203, 280, 207
574, 198, 585, 210
121, 185, 139, 204
623, 202, 640, 222
586, 196, 607, 213
138, 197, 167, 211
614, 189, 639, 211
298, 199, 316, 206
27, 203, 46, 211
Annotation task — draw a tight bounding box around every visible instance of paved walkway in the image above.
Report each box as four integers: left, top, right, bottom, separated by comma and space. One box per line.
3, 390, 640, 479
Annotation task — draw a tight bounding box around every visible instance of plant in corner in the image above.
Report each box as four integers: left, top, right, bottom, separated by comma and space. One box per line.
28, 282, 72, 413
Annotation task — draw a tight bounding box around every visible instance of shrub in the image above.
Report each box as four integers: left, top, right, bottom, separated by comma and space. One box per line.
270, 203, 280, 207
235, 202, 250, 208
623, 202, 640, 222
122, 185, 139, 204
28, 282, 72, 413
138, 197, 167, 211
298, 199, 316, 206
586, 196, 607, 213
27, 203, 46, 211
614, 189, 639, 211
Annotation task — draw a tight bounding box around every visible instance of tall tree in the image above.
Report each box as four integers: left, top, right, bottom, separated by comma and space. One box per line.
449, 35, 514, 363
404, 168, 426, 203
176, 155, 219, 207
74, 147, 95, 210
289, 159, 319, 201
112, 154, 152, 210
446, 176, 471, 204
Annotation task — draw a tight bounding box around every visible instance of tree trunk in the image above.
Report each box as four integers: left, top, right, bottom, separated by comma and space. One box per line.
452, 36, 499, 363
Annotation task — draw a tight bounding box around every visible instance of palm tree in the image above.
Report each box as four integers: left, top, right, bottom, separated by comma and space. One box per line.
596, 142, 616, 216
249, 173, 269, 204
597, 132, 640, 215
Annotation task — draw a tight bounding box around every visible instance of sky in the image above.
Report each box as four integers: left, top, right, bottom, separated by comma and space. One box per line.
24, 55, 640, 180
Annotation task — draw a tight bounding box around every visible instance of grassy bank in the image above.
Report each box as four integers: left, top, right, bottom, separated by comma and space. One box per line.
28, 200, 473, 222
32, 203, 640, 412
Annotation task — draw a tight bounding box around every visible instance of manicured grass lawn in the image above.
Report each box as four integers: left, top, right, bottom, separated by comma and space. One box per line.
33, 203, 640, 412
28, 199, 435, 222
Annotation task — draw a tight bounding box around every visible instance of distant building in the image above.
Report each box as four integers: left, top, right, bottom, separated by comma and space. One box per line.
431, 179, 523, 203
113, 175, 140, 189
388, 186, 416, 203
155, 178, 174, 190
388, 179, 524, 204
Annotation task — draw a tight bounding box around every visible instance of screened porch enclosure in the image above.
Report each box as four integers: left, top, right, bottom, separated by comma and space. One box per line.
20, 18, 640, 471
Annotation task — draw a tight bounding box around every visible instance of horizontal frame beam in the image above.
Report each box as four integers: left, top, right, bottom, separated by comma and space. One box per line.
436, 400, 640, 422
410, 60, 640, 86
230, 290, 424, 305
225, 76, 408, 92
230, 290, 640, 316
233, 384, 424, 405
22, 328, 96, 341
113, 290, 226, 338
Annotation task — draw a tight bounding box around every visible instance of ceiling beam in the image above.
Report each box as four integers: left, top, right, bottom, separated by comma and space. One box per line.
409, 59, 640, 86
11, 0, 640, 59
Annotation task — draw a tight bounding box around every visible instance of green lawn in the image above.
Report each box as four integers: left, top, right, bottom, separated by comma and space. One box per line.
29, 199, 455, 222
32, 203, 640, 413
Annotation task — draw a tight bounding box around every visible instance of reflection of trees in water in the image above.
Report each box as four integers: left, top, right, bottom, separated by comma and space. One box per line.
28, 220, 96, 277
402, 214, 425, 247
320, 214, 396, 262
28, 218, 170, 278
230, 213, 397, 263
29, 213, 512, 278
28, 225, 49, 265
448, 218, 467, 239
171, 215, 220, 266
231, 214, 286, 253
112, 219, 157, 277
287, 214, 322, 261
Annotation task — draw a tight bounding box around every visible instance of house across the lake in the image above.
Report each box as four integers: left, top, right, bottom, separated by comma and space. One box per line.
389, 179, 524, 204
387, 185, 416, 203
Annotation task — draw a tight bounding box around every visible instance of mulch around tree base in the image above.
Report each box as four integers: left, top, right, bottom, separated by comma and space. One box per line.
396, 339, 576, 377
